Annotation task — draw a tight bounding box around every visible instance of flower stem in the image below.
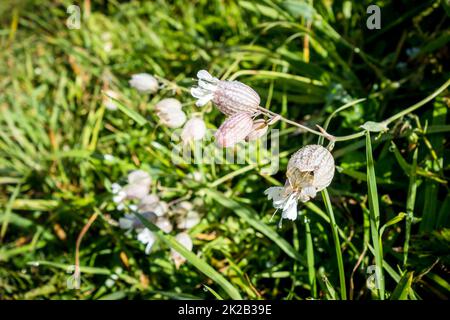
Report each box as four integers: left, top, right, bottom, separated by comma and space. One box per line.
322, 189, 347, 300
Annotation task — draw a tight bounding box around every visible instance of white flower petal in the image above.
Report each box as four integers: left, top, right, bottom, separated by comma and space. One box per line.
281, 194, 298, 220
198, 79, 217, 92
197, 70, 213, 81
137, 229, 157, 254
264, 187, 286, 208
195, 94, 214, 107
190, 87, 209, 99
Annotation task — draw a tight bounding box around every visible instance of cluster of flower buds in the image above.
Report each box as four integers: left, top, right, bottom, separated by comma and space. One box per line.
265, 145, 335, 222
191, 70, 272, 148
112, 170, 201, 267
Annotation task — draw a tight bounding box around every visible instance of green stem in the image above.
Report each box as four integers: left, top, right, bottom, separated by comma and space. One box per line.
403, 147, 418, 267
365, 132, 385, 299
321, 189, 347, 299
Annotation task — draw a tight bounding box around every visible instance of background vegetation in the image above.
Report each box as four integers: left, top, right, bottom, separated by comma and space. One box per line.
0, 0, 449, 300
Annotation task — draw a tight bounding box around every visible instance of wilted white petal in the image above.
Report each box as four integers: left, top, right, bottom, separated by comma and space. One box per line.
264, 187, 285, 209
281, 194, 298, 221
136, 228, 157, 254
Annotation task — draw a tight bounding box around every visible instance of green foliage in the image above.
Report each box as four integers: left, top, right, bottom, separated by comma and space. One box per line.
0, 0, 449, 300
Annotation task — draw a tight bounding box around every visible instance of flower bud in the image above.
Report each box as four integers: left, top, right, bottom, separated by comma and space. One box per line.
181, 117, 207, 143
287, 144, 335, 201
160, 111, 187, 128
191, 70, 260, 116
155, 98, 182, 113
129, 73, 159, 93
215, 112, 253, 148
245, 119, 268, 141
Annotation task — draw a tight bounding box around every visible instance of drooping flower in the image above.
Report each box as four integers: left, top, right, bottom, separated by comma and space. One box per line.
265, 145, 335, 221
155, 98, 186, 128
170, 232, 193, 269
190, 70, 260, 116
129, 73, 159, 93
245, 119, 268, 141
181, 117, 207, 143
215, 112, 254, 148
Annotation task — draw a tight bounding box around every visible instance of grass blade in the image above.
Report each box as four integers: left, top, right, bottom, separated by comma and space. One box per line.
390, 272, 414, 300
206, 189, 304, 263
134, 212, 242, 300
365, 131, 385, 299
321, 189, 347, 300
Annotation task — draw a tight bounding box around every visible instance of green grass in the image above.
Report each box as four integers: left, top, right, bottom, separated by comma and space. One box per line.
0, 0, 449, 300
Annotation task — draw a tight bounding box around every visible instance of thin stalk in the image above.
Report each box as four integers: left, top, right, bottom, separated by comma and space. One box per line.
259, 78, 450, 144
403, 147, 418, 267
365, 131, 385, 299
318, 98, 367, 145
321, 189, 347, 300
257, 106, 328, 138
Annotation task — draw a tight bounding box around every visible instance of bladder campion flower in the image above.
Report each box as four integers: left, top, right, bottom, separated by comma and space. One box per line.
129, 73, 159, 93
191, 70, 260, 116
265, 144, 335, 221
215, 112, 254, 148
